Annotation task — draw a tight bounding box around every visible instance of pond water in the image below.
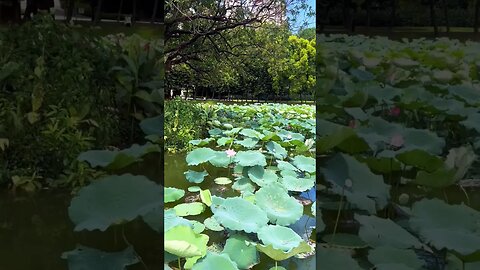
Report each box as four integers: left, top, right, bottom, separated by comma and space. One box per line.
1, 150, 477, 270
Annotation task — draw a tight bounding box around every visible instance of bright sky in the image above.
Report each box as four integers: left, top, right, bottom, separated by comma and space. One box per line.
287, 0, 316, 31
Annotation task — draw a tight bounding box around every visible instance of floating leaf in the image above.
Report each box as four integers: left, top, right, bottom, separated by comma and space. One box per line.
255, 183, 303, 226
234, 151, 267, 167
368, 246, 424, 269
222, 234, 259, 269
199, 189, 212, 207
69, 174, 162, 231
409, 198, 480, 255
257, 225, 302, 252
192, 252, 239, 270
184, 170, 209, 184
213, 197, 268, 233
256, 241, 312, 261
266, 141, 288, 159
292, 155, 315, 173
164, 209, 192, 232
174, 202, 206, 217
78, 143, 160, 170
61, 245, 139, 270
188, 186, 201, 192
317, 247, 362, 269
355, 214, 423, 249
186, 148, 217, 166
164, 225, 208, 259
214, 177, 232, 185
204, 217, 224, 232
165, 187, 185, 203
248, 166, 278, 187
209, 151, 232, 168
280, 175, 315, 192
322, 233, 368, 249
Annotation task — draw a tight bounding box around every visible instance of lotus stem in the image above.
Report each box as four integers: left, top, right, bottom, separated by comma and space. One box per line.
178, 258, 182, 270
459, 185, 470, 206
332, 186, 345, 240
275, 261, 278, 269
122, 226, 149, 270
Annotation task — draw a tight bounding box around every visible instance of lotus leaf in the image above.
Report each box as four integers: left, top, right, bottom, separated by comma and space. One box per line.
255, 183, 303, 226
280, 175, 315, 192
204, 217, 224, 231
174, 202, 206, 217
214, 177, 232, 185
322, 153, 390, 214
256, 241, 312, 261
232, 177, 256, 194
78, 143, 160, 170
61, 245, 139, 270
222, 234, 259, 269
235, 151, 267, 167
355, 214, 423, 249
277, 161, 298, 171
191, 220, 206, 234
292, 155, 315, 173
409, 199, 480, 255
217, 137, 233, 146
213, 197, 268, 233
142, 206, 163, 232
368, 246, 424, 269
164, 209, 192, 232
209, 151, 232, 168
317, 247, 362, 270
322, 233, 368, 249
192, 252, 239, 270
139, 116, 162, 136
248, 166, 278, 186
240, 128, 263, 139
266, 141, 288, 159
184, 170, 209, 184
165, 187, 185, 203
164, 225, 208, 259
199, 189, 212, 206
69, 174, 162, 231
186, 148, 217, 166
188, 186, 201, 192
236, 138, 259, 148
257, 225, 302, 252
189, 138, 213, 146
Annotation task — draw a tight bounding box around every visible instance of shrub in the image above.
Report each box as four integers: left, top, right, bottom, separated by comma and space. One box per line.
0, 15, 121, 186
164, 98, 209, 153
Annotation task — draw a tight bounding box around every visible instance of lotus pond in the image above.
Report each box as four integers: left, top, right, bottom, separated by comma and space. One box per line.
317, 34, 480, 269
164, 103, 317, 269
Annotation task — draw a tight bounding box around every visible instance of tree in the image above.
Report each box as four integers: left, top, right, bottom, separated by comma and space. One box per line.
164, 0, 313, 71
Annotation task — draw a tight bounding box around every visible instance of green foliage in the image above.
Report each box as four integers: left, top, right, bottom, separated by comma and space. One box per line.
0, 15, 120, 187
164, 98, 209, 152
317, 34, 480, 268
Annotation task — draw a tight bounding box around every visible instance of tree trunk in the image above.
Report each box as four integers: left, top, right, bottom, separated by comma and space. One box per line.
132, 0, 137, 25
151, 0, 158, 24
430, 0, 438, 37
66, 0, 75, 23
94, 0, 103, 24
366, 0, 372, 29
117, 0, 124, 22
390, 0, 396, 32
475, 0, 480, 33
442, 0, 449, 32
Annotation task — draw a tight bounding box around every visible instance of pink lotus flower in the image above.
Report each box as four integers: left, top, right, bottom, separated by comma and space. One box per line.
225, 149, 236, 157
390, 134, 404, 147
348, 120, 357, 128
390, 106, 401, 116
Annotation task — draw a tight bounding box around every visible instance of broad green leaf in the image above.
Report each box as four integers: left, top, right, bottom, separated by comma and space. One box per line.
222, 234, 259, 269
186, 148, 217, 166
255, 183, 303, 226
213, 197, 268, 233
61, 245, 139, 270
174, 202, 206, 217
192, 252, 238, 270
184, 170, 209, 184
165, 187, 185, 203
69, 174, 162, 231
